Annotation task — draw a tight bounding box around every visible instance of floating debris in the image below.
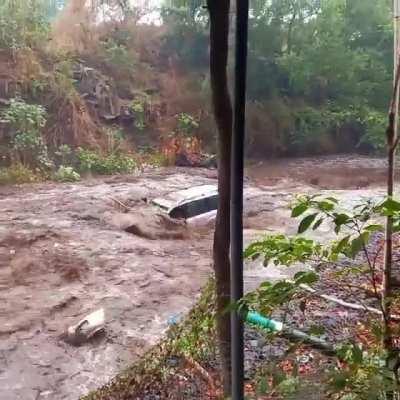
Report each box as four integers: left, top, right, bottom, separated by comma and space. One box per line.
63, 308, 105, 346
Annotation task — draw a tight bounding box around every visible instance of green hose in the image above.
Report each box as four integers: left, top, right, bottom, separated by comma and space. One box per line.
245, 311, 335, 355
246, 311, 283, 332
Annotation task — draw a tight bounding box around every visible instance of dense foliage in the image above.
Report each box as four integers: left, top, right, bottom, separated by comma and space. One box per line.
244, 195, 400, 398
164, 0, 393, 154
0, 0, 394, 178
0, 0, 61, 51
1, 98, 51, 169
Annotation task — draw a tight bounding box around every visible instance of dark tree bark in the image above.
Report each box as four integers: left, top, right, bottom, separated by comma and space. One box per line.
207, 0, 233, 395
382, 54, 400, 354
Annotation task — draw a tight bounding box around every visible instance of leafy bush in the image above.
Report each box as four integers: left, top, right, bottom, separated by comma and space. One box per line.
75, 148, 99, 172
0, 163, 39, 185
101, 38, 134, 72
98, 153, 136, 175
244, 195, 400, 398
329, 344, 396, 399
54, 166, 80, 182
245, 101, 387, 156
143, 151, 170, 167
176, 113, 199, 135
2, 98, 51, 169
130, 99, 146, 130
0, 0, 50, 51
54, 144, 74, 166
76, 148, 136, 175
2, 98, 46, 133
359, 109, 387, 151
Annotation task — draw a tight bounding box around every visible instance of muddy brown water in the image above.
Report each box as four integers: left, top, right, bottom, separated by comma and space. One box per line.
0, 156, 392, 400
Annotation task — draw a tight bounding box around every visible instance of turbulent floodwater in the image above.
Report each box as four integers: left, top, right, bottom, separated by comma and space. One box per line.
0, 155, 391, 400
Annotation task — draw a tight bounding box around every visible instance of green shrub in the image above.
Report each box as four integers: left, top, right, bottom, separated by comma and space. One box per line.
358, 109, 387, 151
97, 153, 136, 175
101, 38, 135, 73
0, 0, 50, 51
2, 98, 46, 133
75, 147, 100, 172
145, 152, 171, 167
54, 166, 80, 182
130, 99, 146, 130
2, 98, 52, 169
0, 164, 39, 185
55, 144, 74, 166
76, 148, 136, 175
176, 112, 199, 135
244, 195, 400, 399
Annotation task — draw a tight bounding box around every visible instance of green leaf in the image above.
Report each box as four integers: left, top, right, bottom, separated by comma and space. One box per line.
317, 201, 335, 212
291, 203, 308, 218
325, 197, 339, 204
244, 242, 261, 259
380, 198, 400, 212
277, 376, 300, 395
259, 281, 272, 290
350, 236, 364, 258
312, 217, 324, 230
334, 235, 351, 254
393, 224, 400, 233
348, 232, 370, 259
294, 271, 319, 285
364, 224, 383, 233
333, 213, 350, 225
298, 213, 318, 234
333, 213, 350, 231
273, 280, 295, 291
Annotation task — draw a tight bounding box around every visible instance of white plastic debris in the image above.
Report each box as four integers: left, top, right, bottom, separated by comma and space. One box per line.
64, 308, 105, 345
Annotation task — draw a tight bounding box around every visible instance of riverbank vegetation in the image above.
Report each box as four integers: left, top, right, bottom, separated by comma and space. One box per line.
0, 0, 395, 185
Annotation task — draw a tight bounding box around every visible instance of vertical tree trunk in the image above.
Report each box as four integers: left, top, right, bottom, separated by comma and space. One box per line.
383, 113, 396, 353
287, 1, 297, 54
383, 53, 400, 354
207, 0, 233, 396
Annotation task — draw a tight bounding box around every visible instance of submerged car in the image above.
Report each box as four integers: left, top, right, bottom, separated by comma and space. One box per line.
152, 184, 218, 220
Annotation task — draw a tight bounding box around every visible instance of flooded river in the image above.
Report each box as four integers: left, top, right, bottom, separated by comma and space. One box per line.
0, 155, 392, 400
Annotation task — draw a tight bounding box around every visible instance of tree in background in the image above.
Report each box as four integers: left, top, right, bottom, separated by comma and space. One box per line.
162, 0, 394, 156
